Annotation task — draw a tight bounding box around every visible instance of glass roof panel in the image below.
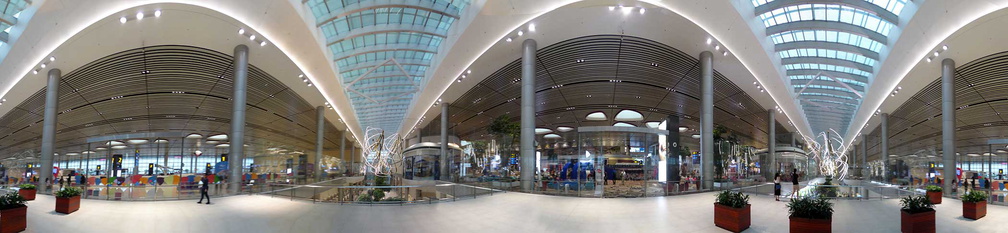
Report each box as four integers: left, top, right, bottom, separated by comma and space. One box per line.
789, 75, 866, 87
770, 30, 885, 53
758, 4, 895, 35
307, 0, 471, 133
778, 48, 876, 66
783, 63, 872, 77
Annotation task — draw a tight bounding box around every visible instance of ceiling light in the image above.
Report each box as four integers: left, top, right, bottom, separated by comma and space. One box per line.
639, 8, 645, 15
706, 38, 712, 45
467, 70, 472, 74
136, 12, 144, 20
723, 51, 728, 56
32, 70, 37, 74
260, 41, 267, 46
506, 37, 512, 42
307, 83, 313, 87
155, 10, 162, 17
528, 23, 536, 32
942, 45, 948, 51
609, 6, 615, 11
298, 74, 304, 78
249, 35, 256, 40
933, 51, 939, 57
49, 56, 55, 62
621, 6, 632, 14
40, 63, 45, 68
120, 17, 127, 24
238, 28, 245, 34
517, 30, 523, 36
714, 45, 720, 50
926, 57, 932, 62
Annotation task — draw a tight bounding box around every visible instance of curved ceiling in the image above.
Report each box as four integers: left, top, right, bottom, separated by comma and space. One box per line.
743, 0, 917, 142
423, 35, 789, 149
0, 45, 345, 159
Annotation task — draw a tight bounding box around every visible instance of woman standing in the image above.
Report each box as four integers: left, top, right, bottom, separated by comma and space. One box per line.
774, 172, 781, 201
791, 168, 800, 198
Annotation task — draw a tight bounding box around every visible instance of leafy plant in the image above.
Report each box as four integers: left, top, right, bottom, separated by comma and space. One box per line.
370, 189, 386, 201
900, 195, 935, 214
924, 185, 942, 192
815, 178, 839, 198
18, 184, 35, 190
787, 196, 834, 219
715, 190, 750, 208
487, 115, 521, 138
356, 192, 373, 202
54, 187, 83, 198
0, 192, 25, 210
961, 190, 988, 203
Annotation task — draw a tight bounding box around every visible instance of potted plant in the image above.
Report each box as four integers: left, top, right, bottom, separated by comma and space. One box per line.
900, 195, 935, 233
54, 187, 83, 214
787, 196, 833, 233
16, 184, 35, 201
714, 190, 750, 232
960, 190, 987, 220
0, 192, 26, 233
924, 185, 942, 204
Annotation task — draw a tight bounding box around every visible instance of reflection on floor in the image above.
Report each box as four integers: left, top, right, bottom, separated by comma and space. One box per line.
22, 189, 1007, 232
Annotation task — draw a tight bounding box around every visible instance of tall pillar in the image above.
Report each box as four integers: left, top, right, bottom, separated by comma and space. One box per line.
942, 58, 957, 195
440, 103, 449, 181
39, 69, 61, 192
228, 45, 249, 193
520, 39, 537, 192
315, 106, 325, 181
351, 145, 356, 175
700, 51, 714, 189
767, 109, 776, 179
861, 135, 868, 178
340, 130, 346, 174
881, 113, 889, 183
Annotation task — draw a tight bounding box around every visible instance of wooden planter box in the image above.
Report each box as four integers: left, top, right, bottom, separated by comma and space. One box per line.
963, 201, 986, 220
900, 209, 935, 233
926, 191, 941, 204
0, 206, 26, 233
55, 195, 81, 214
16, 189, 34, 201
789, 216, 831, 233
714, 203, 750, 233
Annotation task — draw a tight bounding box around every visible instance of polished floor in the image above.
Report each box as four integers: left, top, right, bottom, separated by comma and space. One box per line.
21, 189, 1005, 233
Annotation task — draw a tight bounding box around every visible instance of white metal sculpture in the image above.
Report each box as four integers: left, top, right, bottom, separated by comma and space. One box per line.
360, 127, 403, 175
805, 129, 849, 180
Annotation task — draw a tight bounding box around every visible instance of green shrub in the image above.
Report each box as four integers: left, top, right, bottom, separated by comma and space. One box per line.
815, 179, 839, 198
961, 190, 988, 203
54, 187, 83, 198
370, 189, 386, 201
900, 195, 935, 214
715, 190, 749, 208
0, 193, 25, 210
787, 196, 834, 219
356, 192, 373, 202
924, 185, 942, 192
18, 184, 35, 190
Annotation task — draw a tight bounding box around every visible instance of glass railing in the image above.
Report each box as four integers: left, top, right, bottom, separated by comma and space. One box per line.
454, 177, 767, 198
262, 181, 501, 205
734, 179, 922, 200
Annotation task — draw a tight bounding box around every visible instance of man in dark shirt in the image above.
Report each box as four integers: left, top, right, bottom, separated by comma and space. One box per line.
197, 176, 210, 204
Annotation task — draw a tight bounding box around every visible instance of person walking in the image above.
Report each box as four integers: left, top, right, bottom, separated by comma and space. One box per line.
774, 172, 782, 201
197, 176, 211, 204
791, 168, 800, 198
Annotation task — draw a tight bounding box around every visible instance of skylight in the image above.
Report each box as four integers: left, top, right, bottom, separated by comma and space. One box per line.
758, 4, 895, 35
770, 30, 885, 53
778, 48, 877, 67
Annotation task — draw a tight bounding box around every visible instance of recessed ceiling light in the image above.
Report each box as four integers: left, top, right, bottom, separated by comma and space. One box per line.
260, 41, 267, 46
119, 17, 127, 24
639, 8, 645, 14
250, 35, 256, 40
528, 23, 536, 32
49, 56, 55, 62
942, 45, 948, 51
715, 45, 720, 50
32, 70, 37, 74
136, 12, 144, 20
40, 63, 45, 68
933, 51, 939, 57
609, 6, 615, 11
517, 30, 523, 36
467, 70, 472, 74
506, 37, 512, 42
706, 38, 712, 45
926, 57, 932, 62
238, 28, 245, 34
154, 10, 162, 17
